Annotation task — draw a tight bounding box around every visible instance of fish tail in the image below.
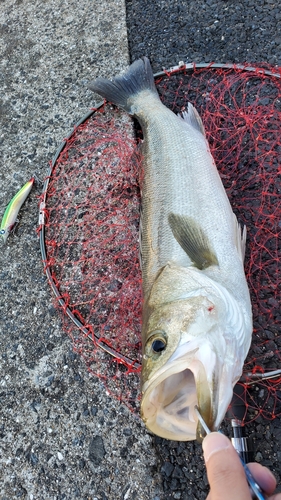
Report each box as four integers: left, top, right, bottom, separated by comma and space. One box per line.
88, 57, 159, 114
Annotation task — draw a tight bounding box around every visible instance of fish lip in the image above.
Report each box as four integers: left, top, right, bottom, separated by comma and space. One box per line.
141, 341, 217, 441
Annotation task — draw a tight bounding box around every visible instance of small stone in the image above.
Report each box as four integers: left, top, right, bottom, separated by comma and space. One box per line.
29, 453, 38, 466
161, 461, 174, 477
89, 435, 106, 464
91, 406, 98, 416
123, 428, 132, 436
173, 493, 181, 499
57, 452, 64, 461
173, 465, 183, 479
79, 458, 86, 469
255, 452, 263, 462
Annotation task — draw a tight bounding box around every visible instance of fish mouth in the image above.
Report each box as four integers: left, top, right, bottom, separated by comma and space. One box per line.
141, 341, 219, 441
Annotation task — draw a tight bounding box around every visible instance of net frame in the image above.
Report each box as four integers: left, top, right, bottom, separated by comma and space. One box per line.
38, 61, 281, 416
38, 107, 140, 368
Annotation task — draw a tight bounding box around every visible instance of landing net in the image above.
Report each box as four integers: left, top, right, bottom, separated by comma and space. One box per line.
39, 62, 281, 423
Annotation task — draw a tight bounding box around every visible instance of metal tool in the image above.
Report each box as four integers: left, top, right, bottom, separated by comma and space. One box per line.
231, 418, 254, 464
228, 383, 254, 463
194, 406, 266, 500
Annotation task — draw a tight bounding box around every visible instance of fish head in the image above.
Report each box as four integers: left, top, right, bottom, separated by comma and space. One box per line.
141, 265, 241, 442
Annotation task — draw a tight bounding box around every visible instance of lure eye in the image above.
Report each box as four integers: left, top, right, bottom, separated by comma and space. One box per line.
152, 339, 166, 353
0, 229, 5, 235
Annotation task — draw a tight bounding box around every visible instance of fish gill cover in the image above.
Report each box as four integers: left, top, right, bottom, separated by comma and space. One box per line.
39, 63, 281, 424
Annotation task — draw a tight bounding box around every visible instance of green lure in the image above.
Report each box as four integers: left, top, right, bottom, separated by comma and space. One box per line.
0, 177, 34, 243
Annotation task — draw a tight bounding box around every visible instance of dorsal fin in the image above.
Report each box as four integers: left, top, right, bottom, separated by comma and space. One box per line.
179, 102, 206, 136
233, 213, 247, 262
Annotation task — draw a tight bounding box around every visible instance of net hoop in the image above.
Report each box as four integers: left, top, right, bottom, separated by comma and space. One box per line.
37, 107, 135, 364
38, 60, 281, 374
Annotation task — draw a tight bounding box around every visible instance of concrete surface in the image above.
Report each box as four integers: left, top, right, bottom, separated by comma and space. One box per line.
0, 1, 161, 499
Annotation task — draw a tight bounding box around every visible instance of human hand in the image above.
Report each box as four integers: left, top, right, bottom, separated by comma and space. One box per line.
202, 431, 281, 500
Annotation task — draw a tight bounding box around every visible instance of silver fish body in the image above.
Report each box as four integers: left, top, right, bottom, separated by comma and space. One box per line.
89, 58, 252, 441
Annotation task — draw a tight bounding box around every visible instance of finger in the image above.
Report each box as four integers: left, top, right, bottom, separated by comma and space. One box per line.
202, 432, 251, 500
205, 456, 281, 500
247, 462, 276, 495
207, 491, 281, 500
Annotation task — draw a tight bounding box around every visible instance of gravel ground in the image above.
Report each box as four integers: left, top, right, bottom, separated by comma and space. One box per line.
0, 0, 280, 499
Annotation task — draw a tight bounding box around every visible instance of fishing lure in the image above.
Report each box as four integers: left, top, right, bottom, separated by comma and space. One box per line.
0, 177, 34, 244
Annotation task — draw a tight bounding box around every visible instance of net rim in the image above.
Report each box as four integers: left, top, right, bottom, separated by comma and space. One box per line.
38, 60, 281, 369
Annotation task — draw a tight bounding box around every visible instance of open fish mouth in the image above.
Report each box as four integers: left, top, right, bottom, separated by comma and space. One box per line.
141, 341, 217, 441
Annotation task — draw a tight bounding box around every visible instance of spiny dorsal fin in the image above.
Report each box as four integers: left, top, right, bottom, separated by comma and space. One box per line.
233, 213, 247, 263
179, 102, 206, 136
168, 213, 219, 270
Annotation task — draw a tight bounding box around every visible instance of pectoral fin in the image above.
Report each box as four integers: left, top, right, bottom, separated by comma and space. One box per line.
168, 213, 219, 270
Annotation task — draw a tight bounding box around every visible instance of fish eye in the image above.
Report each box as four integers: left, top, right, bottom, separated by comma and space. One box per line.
146, 330, 167, 356
151, 339, 166, 353
0, 229, 5, 235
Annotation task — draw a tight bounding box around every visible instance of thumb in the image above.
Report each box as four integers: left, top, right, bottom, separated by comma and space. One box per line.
202, 432, 251, 500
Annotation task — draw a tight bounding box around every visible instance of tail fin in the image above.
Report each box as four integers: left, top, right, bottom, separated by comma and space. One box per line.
88, 57, 159, 114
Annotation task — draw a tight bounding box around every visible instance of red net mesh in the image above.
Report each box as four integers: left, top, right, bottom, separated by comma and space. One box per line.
40, 63, 281, 423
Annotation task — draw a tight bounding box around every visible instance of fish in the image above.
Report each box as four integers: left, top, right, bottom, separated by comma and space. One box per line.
88, 57, 253, 441
0, 177, 34, 244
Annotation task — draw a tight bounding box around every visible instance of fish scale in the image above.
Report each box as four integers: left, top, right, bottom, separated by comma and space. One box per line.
89, 57, 252, 441
139, 103, 230, 293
